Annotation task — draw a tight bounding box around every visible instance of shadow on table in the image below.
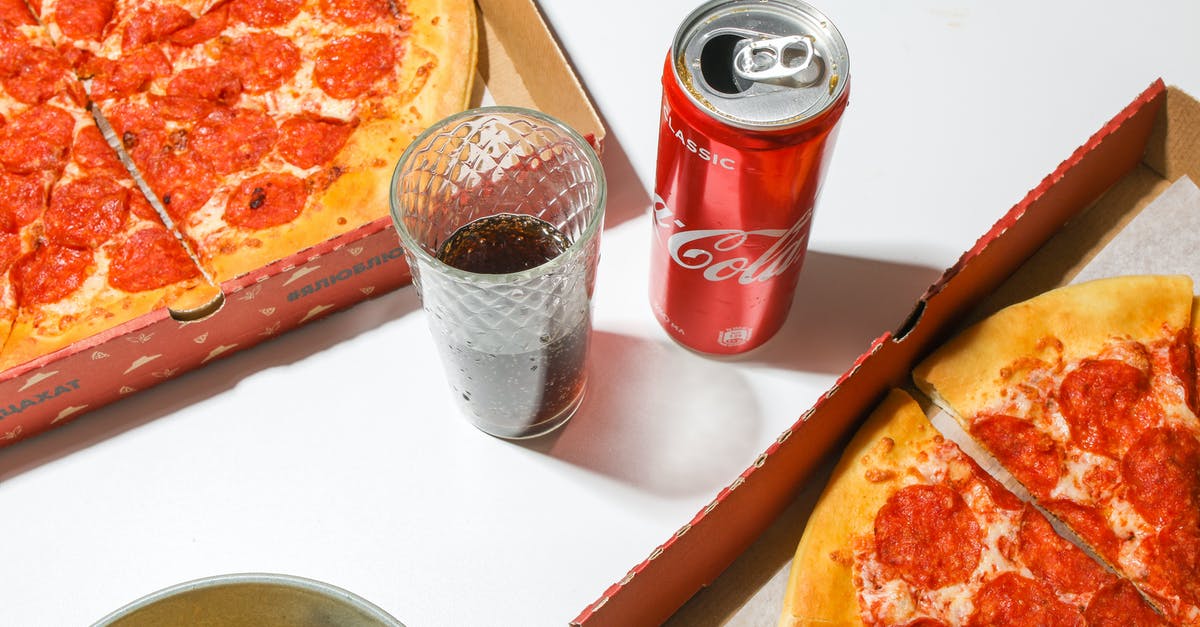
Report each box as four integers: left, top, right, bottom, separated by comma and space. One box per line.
598, 132, 653, 229
739, 250, 943, 374
0, 287, 422, 483
518, 330, 764, 498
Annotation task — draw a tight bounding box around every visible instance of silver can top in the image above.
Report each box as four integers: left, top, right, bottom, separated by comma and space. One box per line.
671, 0, 850, 130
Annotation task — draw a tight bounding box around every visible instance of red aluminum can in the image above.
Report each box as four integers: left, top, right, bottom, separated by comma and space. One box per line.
650, 0, 850, 354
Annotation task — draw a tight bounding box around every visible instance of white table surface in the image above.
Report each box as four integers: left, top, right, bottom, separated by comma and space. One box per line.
3, 1, 1199, 625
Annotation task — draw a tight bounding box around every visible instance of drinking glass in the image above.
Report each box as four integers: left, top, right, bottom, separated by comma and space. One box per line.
390, 107, 606, 439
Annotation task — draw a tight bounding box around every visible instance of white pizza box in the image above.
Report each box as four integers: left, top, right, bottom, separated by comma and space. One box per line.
0, 0, 604, 446
574, 81, 1200, 625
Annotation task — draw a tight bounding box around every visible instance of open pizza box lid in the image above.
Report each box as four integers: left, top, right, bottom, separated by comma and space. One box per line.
574, 79, 1200, 625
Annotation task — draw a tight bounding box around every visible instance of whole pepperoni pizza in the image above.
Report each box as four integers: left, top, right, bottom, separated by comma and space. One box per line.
0, 0, 476, 368
782, 275, 1200, 625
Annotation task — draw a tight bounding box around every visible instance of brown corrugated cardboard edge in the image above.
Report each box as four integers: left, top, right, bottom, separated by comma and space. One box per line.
0, 0, 606, 448
572, 79, 1174, 626
475, 0, 606, 149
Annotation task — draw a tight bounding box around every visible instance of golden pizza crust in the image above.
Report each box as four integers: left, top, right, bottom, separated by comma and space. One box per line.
201, 0, 478, 283
912, 274, 1194, 423
780, 389, 940, 627
0, 273, 216, 371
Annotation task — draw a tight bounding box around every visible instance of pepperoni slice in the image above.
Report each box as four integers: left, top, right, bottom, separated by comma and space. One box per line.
108, 102, 215, 221
225, 172, 307, 229
221, 31, 300, 93
903, 620, 949, 627
1058, 359, 1150, 458
317, 0, 390, 25
1149, 517, 1200, 608
1169, 329, 1198, 414
140, 150, 216, 222
53, 0, 114, 41
967, 572, 1084, 627
1084, 580, 1168, 627
313, 32, 395, 99
44, 176, 130, 248
277, 115, 355, 169
147, 94, 221, 123
228, 0, 301, 26
971, 414, 1065, 498
0, 171, 45, 232
1122, 427, 1200, 528
1012, 505, 1110, 595
1041, 499, 1124, 561
166, 64, 243, 106
108, 226, 200, 292
0, 14, 21, 44
160, 177, 216, 223
0, 0, 36, 25
128, 190, 159, 222
1, 44, 70, 105
121, 2, 193, 48
11, 244, 93, 306
943, 450, 1024, 511
191, 107, 277, 175
106, 101, 167, 166
73, 124, 126, 178
0, 104, 74, 174
167, 4, 227, 46
874, 484, 982, 589
86, 47, 171, 101
0, 230, 18, 275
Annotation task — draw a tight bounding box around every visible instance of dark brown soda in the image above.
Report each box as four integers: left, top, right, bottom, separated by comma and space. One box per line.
436, 213, 571, 274
435, 213, 589, 437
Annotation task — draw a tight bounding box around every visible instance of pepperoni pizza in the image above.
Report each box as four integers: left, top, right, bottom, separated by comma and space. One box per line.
912, 275, 1200, 624
0, 0, 476, 368
782, 275, 1200, 625
781, 388, 1165, 626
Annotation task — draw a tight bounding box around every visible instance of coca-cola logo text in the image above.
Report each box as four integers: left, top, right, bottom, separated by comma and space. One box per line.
654, 194, 812, 284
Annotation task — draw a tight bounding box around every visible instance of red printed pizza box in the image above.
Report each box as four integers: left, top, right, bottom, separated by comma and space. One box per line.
573, 80, 1200, 625
0, 0, 604, 447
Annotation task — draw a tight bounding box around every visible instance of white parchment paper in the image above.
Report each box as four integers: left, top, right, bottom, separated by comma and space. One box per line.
1074, 175, 1200, 283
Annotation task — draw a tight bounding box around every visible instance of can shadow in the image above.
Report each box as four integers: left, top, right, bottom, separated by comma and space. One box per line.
0, 287, 423, 483
735, 250, 944, 373
517, 330, 764, 498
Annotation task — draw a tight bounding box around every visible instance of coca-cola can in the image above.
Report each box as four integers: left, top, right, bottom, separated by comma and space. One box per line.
650, 0, 850, 354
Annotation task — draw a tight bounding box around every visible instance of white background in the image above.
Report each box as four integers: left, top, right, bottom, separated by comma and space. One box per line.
3, 1, 1200, 625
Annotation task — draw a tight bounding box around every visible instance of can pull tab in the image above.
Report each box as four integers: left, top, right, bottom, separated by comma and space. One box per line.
733, 35, 819, 84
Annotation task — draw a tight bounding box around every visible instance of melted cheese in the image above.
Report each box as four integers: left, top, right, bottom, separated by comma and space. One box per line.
856, 441, 1032, 624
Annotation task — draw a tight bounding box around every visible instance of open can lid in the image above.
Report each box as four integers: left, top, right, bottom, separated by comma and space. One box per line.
671, 0, 850, 130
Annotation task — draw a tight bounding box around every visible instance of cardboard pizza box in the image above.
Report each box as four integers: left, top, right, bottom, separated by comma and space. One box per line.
0, 0, 604, 446
573, 80, 1199, 625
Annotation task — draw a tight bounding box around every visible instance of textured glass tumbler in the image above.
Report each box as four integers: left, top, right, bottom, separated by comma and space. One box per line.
390, 107, 606, 439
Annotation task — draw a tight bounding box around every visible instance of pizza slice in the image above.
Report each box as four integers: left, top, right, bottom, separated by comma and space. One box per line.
912, 275, 1200, 624
50, 0, 477, 284
0, 8, 216, 370
781, 388, 1164, 626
